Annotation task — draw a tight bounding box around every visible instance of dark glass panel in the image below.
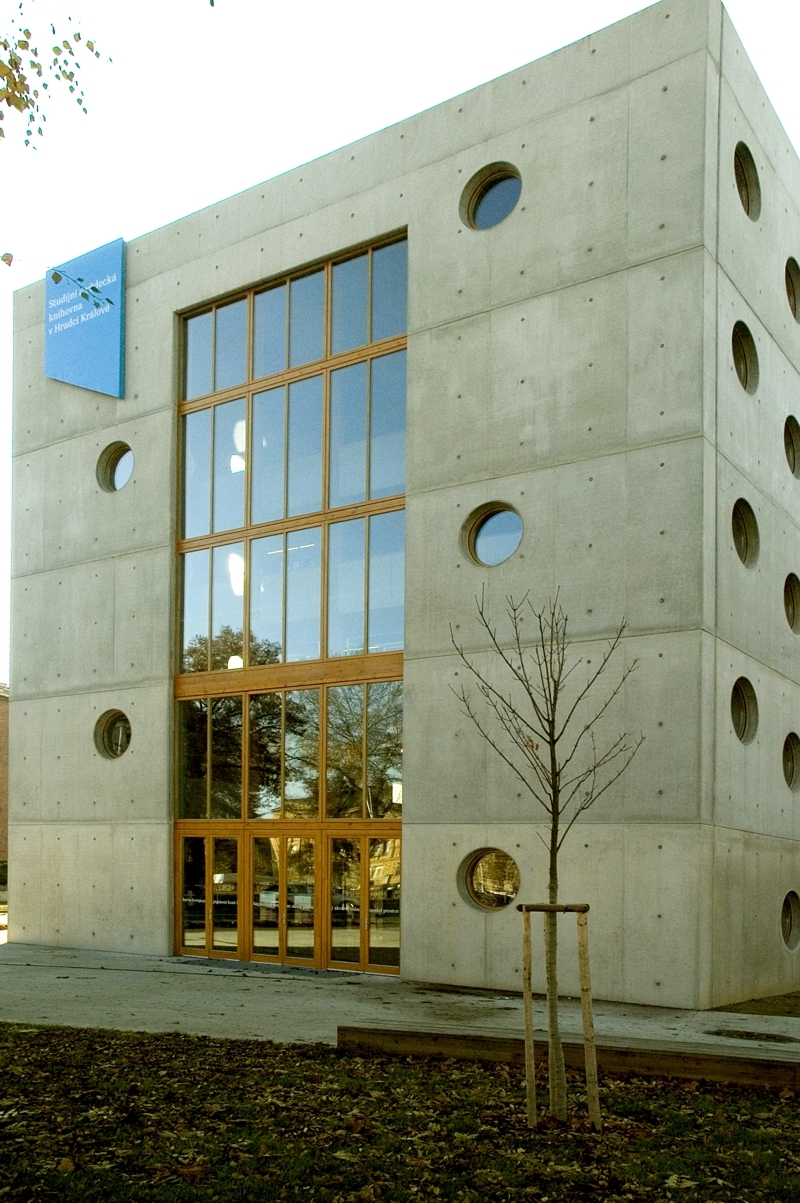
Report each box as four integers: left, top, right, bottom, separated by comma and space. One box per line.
252, 387, 286, 525
285, 526, 321, 662
212, 838, 238, 953
248, 693, 282, 819
331, 838, 361, 964
371, 241, 407, 341
287, 376, 323, 517
366, 681, 403, 818
332, 254, 368, 354
212, 398, 246, 533
369, 838, 400, 966
286, 838, 315, 959
181, 549, 210, 673
284, 689, 319, 819
289, 271, 324, 367
474, 175, 521, 229
211, 542, 244, 669
252, 837, 280, 956
177, 699, 208, 819
326, 684, 364, 818
210, 695, 242, 819
368, 510, 405, 652
185, 311, 213, 400
215, 299, 247, 392
330, 362, 367, 508
250, 535, 283, 666
182, 837, 206, 949
370, 350, 406, 499
183, 409, 211, 538
328, 518, 365, 658
254, 285, 287, 380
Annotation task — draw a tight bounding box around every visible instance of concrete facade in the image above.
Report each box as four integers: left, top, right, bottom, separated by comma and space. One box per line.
11, 0, 800, 1007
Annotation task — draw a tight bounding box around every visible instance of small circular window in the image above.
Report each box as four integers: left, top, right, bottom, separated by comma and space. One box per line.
734, 142, 761, 221
783, 734, 800, 790
785, 575, 800, 632
731, 677, 758, 744
460, 163, 522, 230
732, 321, 758, 394
782, 891, 800, 950
465, 505, 523, 566
784, 417, 800, 477
786, 258, 799, 321
95, 710, 132, 759
731, 498, 759, 566
97, 443, 134, 492
461, 848, 520, 910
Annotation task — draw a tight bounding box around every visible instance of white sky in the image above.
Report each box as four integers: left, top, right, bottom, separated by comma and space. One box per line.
0, 0, 798, 688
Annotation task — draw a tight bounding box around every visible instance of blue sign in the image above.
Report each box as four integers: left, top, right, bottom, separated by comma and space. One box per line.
45, 238, 125, 398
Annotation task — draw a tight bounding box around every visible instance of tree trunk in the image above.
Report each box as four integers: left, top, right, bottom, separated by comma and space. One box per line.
546, 832, 567, 1120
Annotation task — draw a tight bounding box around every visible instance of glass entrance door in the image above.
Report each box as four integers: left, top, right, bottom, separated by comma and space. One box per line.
252, 836, 316, 963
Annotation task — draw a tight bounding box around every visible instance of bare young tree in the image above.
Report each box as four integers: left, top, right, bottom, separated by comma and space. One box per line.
451, 592, 643, 1121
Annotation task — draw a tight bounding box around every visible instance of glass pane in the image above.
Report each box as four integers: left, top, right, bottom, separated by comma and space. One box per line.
326, 685, 363, 818
474, 510, 523, 566
252, 387, 286, 525
368, 510, 405, 653
330, 362, 367, 508
250, 535, 283, 665
332, 255, 368, 353
285, 526, 320, 662
177, 699, 208, 819
253, 837, 280, 956
289, 271, 324, 367
183, 409, 211, 538
213, 398, 246, 533
248, 693, 282, 819
211, 542, 244, 669
370, 351, 406, 499
366, 681, 403, 818
369, 838, 400, 967
286, 838, 315, 960
287, 376, 323, 517
254, 285, 287, 380
185, 312, 213, 400
371, 241, 407, 342
182, 837, 206, 950
285, 689, 319, 819
331, 839, 361, 964
212, 838, 238, 953
210, 695, 242, 819
328, 518, 365, 658
215, 299, 247, 392
181, 549, 209, 672
474, 175, 521, 229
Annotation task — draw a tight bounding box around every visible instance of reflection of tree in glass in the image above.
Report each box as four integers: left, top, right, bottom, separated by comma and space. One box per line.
210, 694, 243, 819
367, 681, 403, 817
183, 627, 280, 674
178, 699, 207, 818
284, 691, 320, 819
326, 686, 364, 817
249, 694, 282, 819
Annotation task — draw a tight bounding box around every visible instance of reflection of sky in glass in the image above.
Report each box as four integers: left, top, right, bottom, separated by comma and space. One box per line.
212, 542, 244, 640
328, 519, 365, 657
213, 398, 246, 532
254, 285, 286, 379
368, 510, 404, 651
474, 510, 523, 566
181, 549, 209, 671
285, 527, 321, 661
183, 409, 211, 538
474, 176, 521, 229
370, 351, 406, 499
215, 299, 247, 391
250, 535, 283, 662
185, 311, 212, 400
252, 388, 285, 524
113, 450, 134, 490
287, 377, 322, 516
332, 255, 367, 354
371, 241, 407, 341
330, 363, 366, 508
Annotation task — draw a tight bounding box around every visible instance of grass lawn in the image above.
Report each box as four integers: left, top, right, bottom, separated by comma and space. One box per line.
0, 1023, 797, 1201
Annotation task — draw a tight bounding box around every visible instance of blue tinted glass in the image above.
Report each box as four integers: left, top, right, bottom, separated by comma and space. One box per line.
183, 409, 211, 538
474, 509, 523, 565
185, 312, 213, 399
289, 271, 324, 367
215, 300, 247, 391
368, 510, 404, 652
474, 175, 521, 229
181, 549, 210, 672
211, 542, 245, 669
286, 526, 321, 662
254, 286, 287, 379
330, 362, 367, 508
370, 351, 406, 499
332, 255, 368, 354
287, 376, 323, 517
250, 534, 284, 665
328, 519, 365, 658
212, 398, 246, 533
252, 388, 285, 524
371, 241, 407, 341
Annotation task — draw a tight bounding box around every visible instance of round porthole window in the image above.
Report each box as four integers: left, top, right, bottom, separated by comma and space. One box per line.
461, 848, 520, 910
786, 259, 800, 322
731, 499, 758, 566
94, 709, 132, 759
784, 417, 800, 477
734, 142, 761, 221
732, 321, 758, 394
97, 442, 134, 492
731, 677, 758, 744
783, 734, 800, 790
460, 163, 522, 230
464, 505, 523, 566
782, 891, 800, 950
785, 574, 800, 632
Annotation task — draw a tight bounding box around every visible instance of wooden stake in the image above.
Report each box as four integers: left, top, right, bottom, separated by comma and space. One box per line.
576, 911, 602, 1132
521, 909, 536, 1127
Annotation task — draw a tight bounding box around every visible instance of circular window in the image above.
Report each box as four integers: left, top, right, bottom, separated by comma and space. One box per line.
732, 321, 758, 394
782, 892, 800, 950
465, 505, 523, 566
460, 163, 522, 230
783, 734, 800, 790
461, 848, 520, 910
734, 142, 761, 221
785, 575, 800, 632
97, 443, 134, 492
94, 710, 132, 759
731, 677, 758, 743
731, 498, 759, 566
784, 417, 800, 477
786, 258, 799, 321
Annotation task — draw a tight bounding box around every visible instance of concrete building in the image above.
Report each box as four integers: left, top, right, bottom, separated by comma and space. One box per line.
11, 0, 800, 1009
